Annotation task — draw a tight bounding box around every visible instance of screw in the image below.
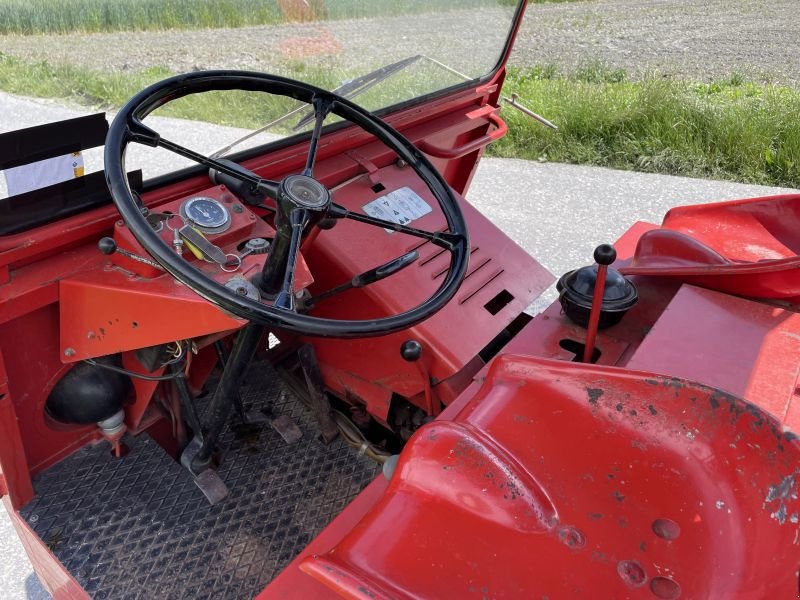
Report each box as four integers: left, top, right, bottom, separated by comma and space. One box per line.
64, 348, 76, 358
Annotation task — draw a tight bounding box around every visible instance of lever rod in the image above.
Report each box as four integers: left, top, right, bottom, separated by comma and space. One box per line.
305, 250, 419, 308
501, 93, 558, 130
583, 244, 616, 363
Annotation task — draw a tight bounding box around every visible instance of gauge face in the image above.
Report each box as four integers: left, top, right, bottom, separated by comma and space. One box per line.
180, 196, 231, 233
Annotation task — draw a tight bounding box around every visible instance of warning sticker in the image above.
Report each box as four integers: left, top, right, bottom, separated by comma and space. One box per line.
362, 186, 432, 233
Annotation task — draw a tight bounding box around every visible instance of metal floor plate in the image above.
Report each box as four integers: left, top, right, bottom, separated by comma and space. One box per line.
20, 362, 380, 599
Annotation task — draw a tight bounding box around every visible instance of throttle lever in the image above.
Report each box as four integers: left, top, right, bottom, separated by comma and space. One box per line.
304, 250, 419, 308
97, 237, 165, 271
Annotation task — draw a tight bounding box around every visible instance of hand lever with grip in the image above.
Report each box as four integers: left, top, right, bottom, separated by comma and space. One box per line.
583, 244, 616, 363
97, 237, 164, 270
305, 250, 419, 308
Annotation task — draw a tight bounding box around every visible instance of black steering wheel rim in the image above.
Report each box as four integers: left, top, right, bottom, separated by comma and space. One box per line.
105, 70, 470, 338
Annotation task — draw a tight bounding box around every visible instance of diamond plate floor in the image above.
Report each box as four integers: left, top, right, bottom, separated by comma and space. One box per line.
19, 362, 380, 599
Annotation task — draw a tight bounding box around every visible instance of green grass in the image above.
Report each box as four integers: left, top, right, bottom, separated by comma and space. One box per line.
0, 52, 462, 130
0, 0, 572, 35
490, 64, 800, 188
1, 53, 797, 188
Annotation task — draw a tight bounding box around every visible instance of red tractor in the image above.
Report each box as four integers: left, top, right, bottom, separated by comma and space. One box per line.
0, 2, 797, 598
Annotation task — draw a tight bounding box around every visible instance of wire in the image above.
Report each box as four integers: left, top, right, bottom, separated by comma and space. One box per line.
159, 341, 187, 367
83, 357, 186, 381
332, 410, 391, 464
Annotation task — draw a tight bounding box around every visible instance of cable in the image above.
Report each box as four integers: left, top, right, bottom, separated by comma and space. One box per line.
332, 409, 391, 464
159, 341, 187, 367
83, 357, 186, 381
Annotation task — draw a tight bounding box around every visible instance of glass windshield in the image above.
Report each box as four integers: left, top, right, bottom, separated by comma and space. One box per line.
131, 0, 521, 177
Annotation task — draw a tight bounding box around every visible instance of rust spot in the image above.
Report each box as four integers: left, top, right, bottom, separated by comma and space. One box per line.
556, 525, 586, 550
587, 388, 604, 405
357, 586, 376, 599
613, 490, 625, 502
644, 378, 659, 386
615, 403, 624, 412
589, 512, 603, 520
617, 560, 646, 587
648, 405, 658, 416
652, 518, 681, 540
765, 469, 799, 525
650, 576, 681, 599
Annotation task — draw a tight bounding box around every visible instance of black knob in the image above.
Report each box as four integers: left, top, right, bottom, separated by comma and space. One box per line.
400, 340, 422, 362
593, 244, 616, 266
98, 237, 118, 255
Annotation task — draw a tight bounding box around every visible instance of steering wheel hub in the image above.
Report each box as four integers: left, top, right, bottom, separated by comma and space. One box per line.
280, 174, 330, 210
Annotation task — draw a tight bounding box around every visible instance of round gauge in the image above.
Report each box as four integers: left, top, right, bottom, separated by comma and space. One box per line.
179, 196, 231, 233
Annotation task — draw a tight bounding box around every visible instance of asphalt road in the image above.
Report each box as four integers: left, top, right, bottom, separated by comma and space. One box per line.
0, 91, 796, 598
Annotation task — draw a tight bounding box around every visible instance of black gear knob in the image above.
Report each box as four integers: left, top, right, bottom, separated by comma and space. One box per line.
593, 243, 616, 266
400, 340, 422, 362
97, 237, 118, 255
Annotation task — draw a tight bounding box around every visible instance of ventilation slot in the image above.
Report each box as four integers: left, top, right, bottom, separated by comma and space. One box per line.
484, 289, 514, 315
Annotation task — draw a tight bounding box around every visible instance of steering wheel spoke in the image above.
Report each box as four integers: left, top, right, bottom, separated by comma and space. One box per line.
273, 209, 309, 312
328, 202, 464, 251
303, 96, 333, 177
127, 118, 279, 199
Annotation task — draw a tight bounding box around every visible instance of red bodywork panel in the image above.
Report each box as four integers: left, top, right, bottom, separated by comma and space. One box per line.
299, 355, 800, 599
263, 214, 800, 600
305, 162, 552, 422
624, 193, 800, 299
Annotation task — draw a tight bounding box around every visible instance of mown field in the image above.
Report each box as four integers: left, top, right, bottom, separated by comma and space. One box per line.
0, 0, 569, 34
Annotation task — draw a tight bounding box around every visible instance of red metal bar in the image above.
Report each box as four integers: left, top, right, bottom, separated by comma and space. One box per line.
582, 264, 607, 363
418, 112, 507, 160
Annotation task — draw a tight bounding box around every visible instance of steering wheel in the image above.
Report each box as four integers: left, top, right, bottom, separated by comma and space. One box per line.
105, 70, 470, 338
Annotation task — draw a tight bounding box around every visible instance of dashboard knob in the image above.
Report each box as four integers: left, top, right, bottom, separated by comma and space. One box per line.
98, 237, 118, 255
400, 340, 422, 362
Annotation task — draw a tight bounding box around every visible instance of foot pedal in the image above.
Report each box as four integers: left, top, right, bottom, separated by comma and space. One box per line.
270, 414, 303, 444
243, 409, 271, 425
193, 469, 230, 505
180, 436, 230, 505
297, 344, 339, 443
